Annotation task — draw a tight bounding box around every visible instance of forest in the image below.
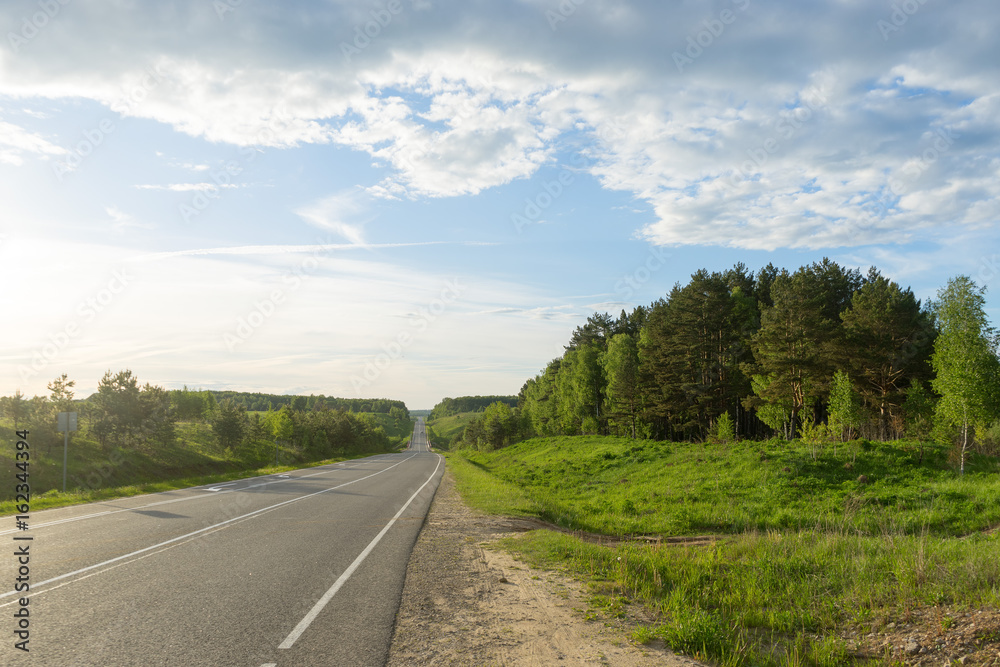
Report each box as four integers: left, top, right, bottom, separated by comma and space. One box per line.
454, 260, 1000, 463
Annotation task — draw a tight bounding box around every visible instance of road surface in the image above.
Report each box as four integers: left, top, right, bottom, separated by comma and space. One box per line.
1, 418, 442, 666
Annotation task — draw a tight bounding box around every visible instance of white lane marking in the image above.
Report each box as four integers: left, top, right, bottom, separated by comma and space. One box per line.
206, 482, 238, 492
278, 455, 443, 650
0, 486, 320, 610
0, 455, 418, 601
261, 664, 277, 667
0, 461, 361, 536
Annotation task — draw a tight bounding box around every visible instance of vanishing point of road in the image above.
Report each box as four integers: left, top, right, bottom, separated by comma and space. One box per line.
1, 418, 442, 666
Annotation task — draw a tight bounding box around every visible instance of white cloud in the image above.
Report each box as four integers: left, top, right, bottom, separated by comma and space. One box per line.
0, 1, 998, 251
294, 191, 373, 246
0, 120, 67, 165
106, 205, 154, 232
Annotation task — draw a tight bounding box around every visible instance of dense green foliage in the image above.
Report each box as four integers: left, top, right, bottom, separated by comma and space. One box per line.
513, 262, 1000, 466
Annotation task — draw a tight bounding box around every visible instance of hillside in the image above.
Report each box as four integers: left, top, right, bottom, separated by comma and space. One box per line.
426, 411, 481, 450
0, 406, 415, 513
429, 395, 518, 421
447, 435, 1000, 666
1, 418, 254, 512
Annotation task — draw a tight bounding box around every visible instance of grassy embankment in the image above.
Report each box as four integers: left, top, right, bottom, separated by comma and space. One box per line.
0, 416, 414, 515
424, 411, 480, 451
444, 435, 1000, 666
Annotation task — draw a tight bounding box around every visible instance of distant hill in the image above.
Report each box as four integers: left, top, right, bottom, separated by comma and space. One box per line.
429, 395, 517, 420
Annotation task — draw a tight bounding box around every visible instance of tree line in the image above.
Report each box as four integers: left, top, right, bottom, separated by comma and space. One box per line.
429, 395, 518, 420
0, 372, 409, 460
180, 389, 406, 417
455, 261, 1000, 461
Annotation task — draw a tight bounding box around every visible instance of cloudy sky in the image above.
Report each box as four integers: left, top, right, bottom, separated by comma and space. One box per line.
1, 0, 998, 410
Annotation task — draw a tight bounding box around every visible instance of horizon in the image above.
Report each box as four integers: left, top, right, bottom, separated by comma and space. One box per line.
3, 1, 998, 410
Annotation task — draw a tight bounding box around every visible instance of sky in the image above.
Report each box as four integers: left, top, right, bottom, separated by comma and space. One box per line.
1, 0, 998, 411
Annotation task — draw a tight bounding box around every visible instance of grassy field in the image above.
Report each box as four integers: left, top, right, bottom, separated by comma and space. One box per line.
425, 411, 481, 450
446, 436, 1000, 666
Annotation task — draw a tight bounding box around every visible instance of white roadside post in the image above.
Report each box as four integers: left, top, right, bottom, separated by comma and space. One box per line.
57, 411, 78, 492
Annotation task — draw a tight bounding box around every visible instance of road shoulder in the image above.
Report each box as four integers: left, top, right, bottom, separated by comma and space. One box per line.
387, 469, 703, 666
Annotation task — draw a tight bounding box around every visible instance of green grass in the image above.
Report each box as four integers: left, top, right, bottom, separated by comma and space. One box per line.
447, 435, 1000, 666
444, 451, 542, 516
454, 435, 1000, 537
426, 411, 481, 450
0, 419, 376, 515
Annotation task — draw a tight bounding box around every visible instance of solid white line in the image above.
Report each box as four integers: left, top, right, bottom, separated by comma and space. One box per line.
0, 455, 417, 600
278, 455, 442, 650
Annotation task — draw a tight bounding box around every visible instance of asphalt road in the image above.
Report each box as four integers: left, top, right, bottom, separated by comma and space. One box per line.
0, 418, 442, 666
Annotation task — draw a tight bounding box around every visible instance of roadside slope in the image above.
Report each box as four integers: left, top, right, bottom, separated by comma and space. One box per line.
388, 470, 703, 666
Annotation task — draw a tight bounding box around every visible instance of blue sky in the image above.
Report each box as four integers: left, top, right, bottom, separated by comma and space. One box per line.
1, 0, 998, 410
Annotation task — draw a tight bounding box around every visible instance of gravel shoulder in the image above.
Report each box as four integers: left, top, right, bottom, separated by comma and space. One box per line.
387, 469, 704, 666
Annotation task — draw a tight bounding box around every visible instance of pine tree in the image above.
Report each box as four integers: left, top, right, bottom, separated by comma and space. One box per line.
603, 333, 641, 438
840, 270, 934, 438
751, 270, 834, 436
